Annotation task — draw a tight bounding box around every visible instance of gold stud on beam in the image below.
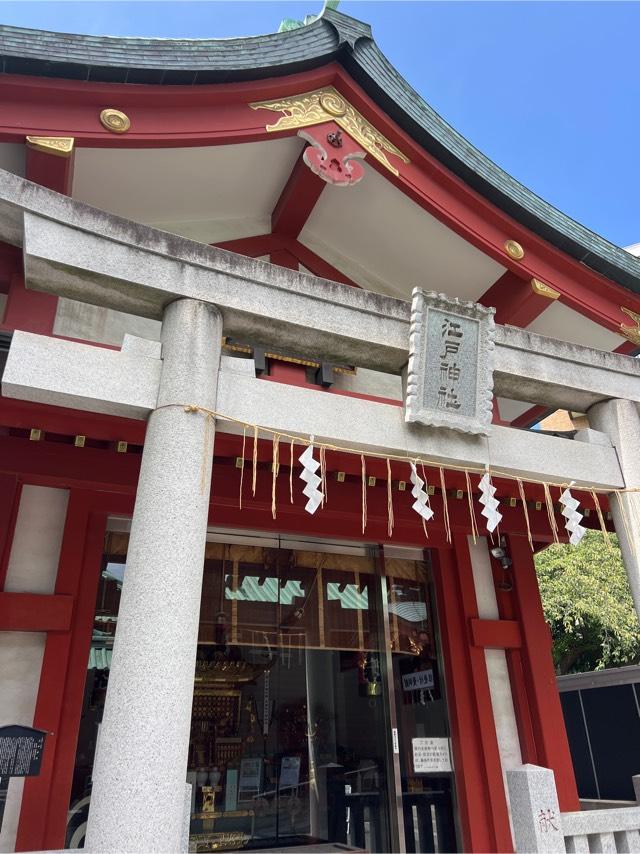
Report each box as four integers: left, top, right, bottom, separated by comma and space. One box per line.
74, 435, 86, 448
504, 239, 525, 260
509, 497, 517, 507
398, 480, 406, 492
455, 489, 464, 499
428, 484, 435, 496
116, 441, 128, 453
29, 428, 42, 441
100, 108, 131, 134
336, 471, 346, 482
584, 507, 591, 517
235, 457, 244, 469
535, 500, 542, 511
367, 476, 376, 487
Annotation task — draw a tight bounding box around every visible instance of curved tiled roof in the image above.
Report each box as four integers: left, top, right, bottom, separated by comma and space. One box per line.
1, 9, 639, 295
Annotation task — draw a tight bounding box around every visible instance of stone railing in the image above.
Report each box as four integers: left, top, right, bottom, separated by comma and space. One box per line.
562, 806, 640, 853
508, 765, 640, 853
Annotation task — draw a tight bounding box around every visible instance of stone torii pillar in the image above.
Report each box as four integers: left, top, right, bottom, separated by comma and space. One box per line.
84, 298, 222, 853
588, 398, 640, 620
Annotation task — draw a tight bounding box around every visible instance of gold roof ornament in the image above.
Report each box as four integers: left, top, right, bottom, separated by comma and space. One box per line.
531, 278, 560, 300
99, 108, 131, 134
250, 85, 410, 177
25, 136, 74, 157
504, 239, 525, 260
620, 306, 640, 346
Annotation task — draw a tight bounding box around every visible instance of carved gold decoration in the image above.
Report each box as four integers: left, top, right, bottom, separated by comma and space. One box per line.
620, 306, 640, 346
250, 86, 410, 176
504, 239, 525, 260
531, 278, 560, 300
25, 136, 74, 158
100, 108, 131, 134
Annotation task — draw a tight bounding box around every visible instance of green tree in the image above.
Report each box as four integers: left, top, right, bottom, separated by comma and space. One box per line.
535, 531, 640, 674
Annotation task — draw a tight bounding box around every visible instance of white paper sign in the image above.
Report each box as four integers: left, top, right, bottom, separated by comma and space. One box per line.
279, 756, 301, 789
402, 669, 434, 692
412, 737, 452, 774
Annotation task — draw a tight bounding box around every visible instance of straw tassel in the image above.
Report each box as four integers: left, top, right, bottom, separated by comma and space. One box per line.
239, 425, 247, 510
361, 454, 367, 533
252, 425, 259, 497
271, 434, 280, 520
465, 470, 479, 544
543, 483, 560, 544
517, 478, 534, 551
439, 467, 451, 544
387, 458, 395, 538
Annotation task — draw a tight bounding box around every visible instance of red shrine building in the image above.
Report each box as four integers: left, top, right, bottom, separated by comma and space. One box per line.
1, 7, 640, 854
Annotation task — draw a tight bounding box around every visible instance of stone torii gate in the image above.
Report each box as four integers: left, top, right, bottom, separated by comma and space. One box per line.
2, 171, 640, 852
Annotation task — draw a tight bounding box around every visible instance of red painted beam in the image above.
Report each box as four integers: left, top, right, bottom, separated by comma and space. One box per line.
0, 397, 146, 445
25, 144, 75, 195
215, 233, 281, 258
479, 271, 549, 327
0, 472, 21, 590
0, 67, 638, 337
271, 149, 325, 238
2, 273, 58, 335
213, 233, 360, 287
469, 617, 522, 649
0, 591, 73, 631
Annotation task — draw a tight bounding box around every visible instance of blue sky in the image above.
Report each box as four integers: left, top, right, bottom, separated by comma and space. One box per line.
1, 1, 638, 248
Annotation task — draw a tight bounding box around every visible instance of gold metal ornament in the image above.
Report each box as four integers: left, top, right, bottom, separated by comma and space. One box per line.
100, 108, 131, 134
25, 136, 74, 157
504, 239, 525, 260
250, 86, 410, 176
620, 306, 640, 346
531, 278, 560, 300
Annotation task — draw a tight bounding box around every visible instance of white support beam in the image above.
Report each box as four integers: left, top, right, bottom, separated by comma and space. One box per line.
2, 331, 161, 419
3, 331, 621, 489
2, 171, 639, 416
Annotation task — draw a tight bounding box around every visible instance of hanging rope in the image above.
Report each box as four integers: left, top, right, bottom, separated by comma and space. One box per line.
543, 483, 560, 544
465, 469, 479, 545
252, 424, 259, 497
589, 489, 612, 551
517, 478, 534, 551
387, 457, 395, 538
289, 437, 295, 504
177, 403, 631, 548
361, 454, 367, 534
271, 433, 280, 520
239, 425, 247, 510
439, 467, 451, 544
614, 491, 636, 557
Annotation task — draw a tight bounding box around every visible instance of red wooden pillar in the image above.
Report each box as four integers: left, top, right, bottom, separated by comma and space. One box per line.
16, 492, 106, 852
506, 533, 580, 811
2, 138, 75, 336
0, 473, 22, 589
431, 539, 514, 853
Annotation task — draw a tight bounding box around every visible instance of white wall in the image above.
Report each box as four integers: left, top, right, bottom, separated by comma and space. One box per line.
0, 486, 69, 853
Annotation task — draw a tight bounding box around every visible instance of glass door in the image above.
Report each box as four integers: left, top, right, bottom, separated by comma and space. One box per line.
192, 539, 393, 852
384, 549, 459, 853
66, 526, 459, 853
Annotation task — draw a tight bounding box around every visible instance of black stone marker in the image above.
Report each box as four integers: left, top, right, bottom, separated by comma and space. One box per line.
0, 725, 47, 832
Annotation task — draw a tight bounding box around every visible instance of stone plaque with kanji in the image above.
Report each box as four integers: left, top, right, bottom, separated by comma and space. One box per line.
405, 290, 495, 435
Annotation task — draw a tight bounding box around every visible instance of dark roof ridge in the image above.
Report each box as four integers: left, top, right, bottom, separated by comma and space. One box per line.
0, 10, 638, 295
